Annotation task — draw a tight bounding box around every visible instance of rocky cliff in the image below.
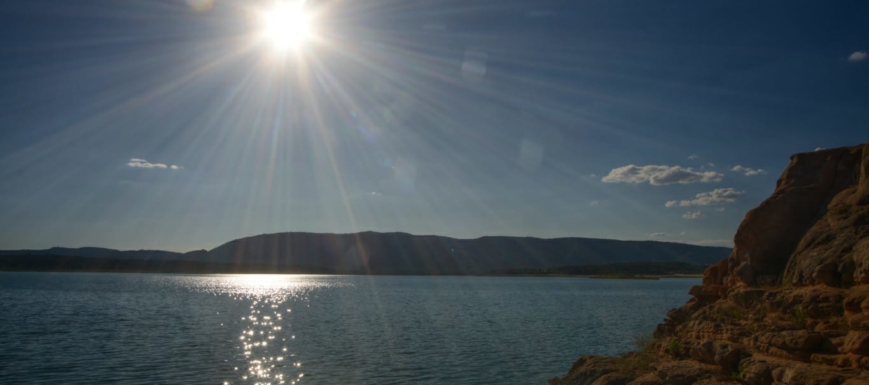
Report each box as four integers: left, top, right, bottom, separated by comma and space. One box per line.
551, 143, 869, 385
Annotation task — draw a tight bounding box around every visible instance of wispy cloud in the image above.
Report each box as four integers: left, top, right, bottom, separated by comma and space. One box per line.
666, 188, 744, 207
682, 211, 705, 219
650, 232, 667, 237
731, 165, 766, 176
687, 154, 698, 160
848, 51, 867, 62
127, 158, 182, 170
602, 165, 723, 185
589, 200, 600, 206
814, 147, 825, 152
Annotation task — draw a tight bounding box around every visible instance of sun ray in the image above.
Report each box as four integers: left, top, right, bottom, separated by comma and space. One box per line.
260, 1, 313, 52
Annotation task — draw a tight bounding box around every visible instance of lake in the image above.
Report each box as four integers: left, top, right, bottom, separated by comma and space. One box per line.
0, 273, 697, 385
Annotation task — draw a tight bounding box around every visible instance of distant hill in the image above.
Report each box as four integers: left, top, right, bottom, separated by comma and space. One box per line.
0, 232, 731, 275
492, 261, 708, 276
0, 254, 332, 274
0, 247, 186, 260
200, 232, 730, 274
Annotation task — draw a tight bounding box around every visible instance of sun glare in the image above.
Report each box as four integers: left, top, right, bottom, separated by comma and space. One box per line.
261, 2, 312, 51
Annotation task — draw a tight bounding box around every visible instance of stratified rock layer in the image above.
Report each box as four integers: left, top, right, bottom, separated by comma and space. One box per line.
551, 143, 869, 385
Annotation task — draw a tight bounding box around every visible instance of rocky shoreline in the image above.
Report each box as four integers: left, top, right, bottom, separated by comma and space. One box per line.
550, 143, 869, 385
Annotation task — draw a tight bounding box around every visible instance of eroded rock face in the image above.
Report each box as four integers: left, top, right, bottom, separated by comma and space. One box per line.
552, 144, 869, 385
722, 145, 869, 288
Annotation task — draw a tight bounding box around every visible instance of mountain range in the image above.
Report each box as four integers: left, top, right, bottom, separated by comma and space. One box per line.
0, 231, 730, 275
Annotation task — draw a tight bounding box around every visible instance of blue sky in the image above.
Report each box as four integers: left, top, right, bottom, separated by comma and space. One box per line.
0, 0, 867, 251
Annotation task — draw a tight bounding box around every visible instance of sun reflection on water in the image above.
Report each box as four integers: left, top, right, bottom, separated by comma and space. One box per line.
173, 274, 344, 385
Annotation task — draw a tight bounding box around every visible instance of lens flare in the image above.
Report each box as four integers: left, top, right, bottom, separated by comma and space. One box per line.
261, 2, 312, 51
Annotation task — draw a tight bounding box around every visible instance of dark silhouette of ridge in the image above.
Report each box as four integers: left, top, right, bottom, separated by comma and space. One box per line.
196, 231, 730, 275
0, 247, 184, 260
492, 261, 707, 276
0, 231, 731, 275
0, 254, 332, 274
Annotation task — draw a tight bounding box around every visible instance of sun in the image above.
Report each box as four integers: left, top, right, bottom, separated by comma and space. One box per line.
260, 2, 313, 51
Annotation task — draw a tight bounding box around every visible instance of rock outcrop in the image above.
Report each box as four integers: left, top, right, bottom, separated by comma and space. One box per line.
551, 143, 869, 385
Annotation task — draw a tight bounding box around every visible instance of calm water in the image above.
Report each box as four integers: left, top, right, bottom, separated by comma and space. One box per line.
0, 273, 697, 385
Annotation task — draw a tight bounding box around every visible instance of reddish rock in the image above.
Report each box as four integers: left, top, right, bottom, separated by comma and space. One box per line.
740, 362, 774, 385
590, 372, 637, 385
759, 331, 826, 352
552, 356, 624, 385
770, 365, 845, 385
652, 361, 720, 385
728, 287, 768, 308
552, 144, 869, 385
626, 373, 663, 385
690, 285, 725, 302
842, 379, 869, 385
684, 339, 745, 371
842, 287, 869, 316
841, 332, 869, 356
728, 147, 866, 286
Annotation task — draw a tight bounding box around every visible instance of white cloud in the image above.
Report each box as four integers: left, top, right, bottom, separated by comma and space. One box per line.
682, 211, 705, 219
650, 232, 667, 237
128, 159, 166, 169
707, 163, 715, 168
814, 147, 825, 152
687, 154, 698, 160
589, 200, 600, 206
666, 188, 745, 207
848, 51, 867, 62
715, 207, 725, 212
731, 165, 767, 176
127, 158, 181, 170
602, 165, 723, 185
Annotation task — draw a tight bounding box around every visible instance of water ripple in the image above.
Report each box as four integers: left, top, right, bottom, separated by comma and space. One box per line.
0, 273, 696, 385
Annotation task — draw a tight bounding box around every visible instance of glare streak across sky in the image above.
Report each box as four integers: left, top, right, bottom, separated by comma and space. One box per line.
0, 0, 867, 251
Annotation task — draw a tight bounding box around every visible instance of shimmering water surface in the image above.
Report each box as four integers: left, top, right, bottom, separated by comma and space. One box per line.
0, 273, 698, 385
